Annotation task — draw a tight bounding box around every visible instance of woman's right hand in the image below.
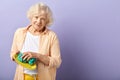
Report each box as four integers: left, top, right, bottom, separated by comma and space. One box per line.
11, 51, 20, 61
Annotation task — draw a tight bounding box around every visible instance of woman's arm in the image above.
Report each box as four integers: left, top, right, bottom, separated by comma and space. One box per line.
22, 52, 50, 66
10, 30, 19, 61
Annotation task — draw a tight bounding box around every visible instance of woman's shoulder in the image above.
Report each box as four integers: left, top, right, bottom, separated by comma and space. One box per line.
16, 27, 26, 31
47, 29, 57, 36
15, 27, 27, 34
45, 29, 59, 40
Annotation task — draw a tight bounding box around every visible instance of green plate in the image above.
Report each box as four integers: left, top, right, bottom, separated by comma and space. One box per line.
13, 54, 36, 70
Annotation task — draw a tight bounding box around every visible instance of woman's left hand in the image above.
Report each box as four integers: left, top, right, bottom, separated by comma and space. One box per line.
22, 52, 38, 61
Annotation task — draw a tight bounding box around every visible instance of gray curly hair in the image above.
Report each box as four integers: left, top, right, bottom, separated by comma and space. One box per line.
27, 2, 53, 27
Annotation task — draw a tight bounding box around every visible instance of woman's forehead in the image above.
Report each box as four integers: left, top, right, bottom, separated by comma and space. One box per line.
34, 10, 47, 15
33, 12, 47, 18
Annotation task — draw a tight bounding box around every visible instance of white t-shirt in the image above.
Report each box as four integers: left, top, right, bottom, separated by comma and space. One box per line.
21, 31, 40, 75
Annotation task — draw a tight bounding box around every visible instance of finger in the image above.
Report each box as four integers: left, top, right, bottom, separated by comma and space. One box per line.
27, 57, 31, 61
27, 54, 33, 61
22, 55, 29, 61
17, 51, 20, 54
22, 53, 28, 58
11, 57, 15, 61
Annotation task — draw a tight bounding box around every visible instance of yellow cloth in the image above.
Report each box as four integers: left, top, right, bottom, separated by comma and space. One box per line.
13, 53, 36, 70
24, 74, 38, 80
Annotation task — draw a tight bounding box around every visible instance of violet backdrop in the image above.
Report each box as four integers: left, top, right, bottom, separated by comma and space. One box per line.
0, 0, 120, 80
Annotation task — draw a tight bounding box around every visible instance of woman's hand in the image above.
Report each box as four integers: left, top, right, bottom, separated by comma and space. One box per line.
11, 51, 20, 61
22, 52, 38, 61
22, 52, 50, 66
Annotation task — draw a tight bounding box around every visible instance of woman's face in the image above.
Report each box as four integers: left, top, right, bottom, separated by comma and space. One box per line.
30, 11, 47, 31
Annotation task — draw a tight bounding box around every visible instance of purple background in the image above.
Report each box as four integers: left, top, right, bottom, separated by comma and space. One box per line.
0, 0, 120, 80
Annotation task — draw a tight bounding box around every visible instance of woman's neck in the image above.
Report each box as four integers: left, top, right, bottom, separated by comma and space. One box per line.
28, 26, 41, 35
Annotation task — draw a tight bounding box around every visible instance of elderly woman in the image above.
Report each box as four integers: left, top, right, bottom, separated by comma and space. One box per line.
10, 2, 62, 80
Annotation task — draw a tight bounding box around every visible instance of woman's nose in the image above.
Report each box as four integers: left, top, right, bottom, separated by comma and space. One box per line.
37, 18, 41, 23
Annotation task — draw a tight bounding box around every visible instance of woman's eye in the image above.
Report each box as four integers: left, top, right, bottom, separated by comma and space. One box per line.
41, 18, 45, 21
35, 16, 38, 19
